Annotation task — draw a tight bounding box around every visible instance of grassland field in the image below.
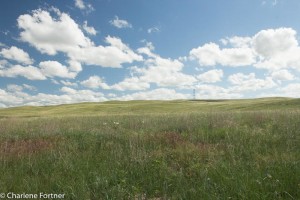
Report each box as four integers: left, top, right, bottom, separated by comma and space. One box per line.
0, 98, 299, 199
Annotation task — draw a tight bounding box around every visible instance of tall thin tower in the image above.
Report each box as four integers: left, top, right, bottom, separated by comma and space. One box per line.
193, 89, 196, 100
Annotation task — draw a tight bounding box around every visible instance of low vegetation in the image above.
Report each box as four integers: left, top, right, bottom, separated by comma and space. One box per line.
0, 98, 299, 199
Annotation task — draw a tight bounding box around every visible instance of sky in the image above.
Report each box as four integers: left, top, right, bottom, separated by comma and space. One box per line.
1, 0, 300, 107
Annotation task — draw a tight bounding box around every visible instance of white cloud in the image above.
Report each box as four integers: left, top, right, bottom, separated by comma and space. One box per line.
82, 21, 97, 35
253, 28, 300, 71
74, 0, 94, 12
190, 42, 256, 67
136, 46, 156, 58
22, 84, 37, 91
18, 9, 93, 55
75, 0, 85, 9
60, 86, 77, 94
61, 80, 78, 87
39, 61, 77, 79
221, 36, 252, 48
80, 75, 110, 89
69, 36, 143, 68
136, 45, 196, 88
111, 77, 150, 91
0, 87, 107, 107
0, 46, 33, 64
147, 27, 160, 34
0, 65, 46, 80
0, 60, 8, 68
0, 89, 24, 106
117, 88, 188, 101
278, 83, 300, 97
18, 9, 141, 68
197, 69, 223, 83
253, 28, 297, 59
110, 16, 132, 29
228, 72, 276, 92
261, 0, 279, 6
112, 44, 196, 90
7, 84, 23, 92
191, 27, 300, 71
51, 79, 59, 85
195, 84, 242, 99
271, 70, 294, 81
68, 60, 82, 72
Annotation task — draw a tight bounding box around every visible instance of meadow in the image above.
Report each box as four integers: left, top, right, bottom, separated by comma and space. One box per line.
0, 98, 299, 199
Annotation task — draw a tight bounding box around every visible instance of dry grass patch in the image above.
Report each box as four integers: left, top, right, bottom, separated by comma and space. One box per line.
0, 136, 61, 157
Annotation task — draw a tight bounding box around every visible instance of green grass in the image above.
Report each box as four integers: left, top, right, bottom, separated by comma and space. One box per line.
0, 98, 299, 199
1, 97, 300, 117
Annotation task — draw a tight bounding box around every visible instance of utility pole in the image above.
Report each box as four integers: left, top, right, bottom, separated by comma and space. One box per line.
193, 89, 196, 100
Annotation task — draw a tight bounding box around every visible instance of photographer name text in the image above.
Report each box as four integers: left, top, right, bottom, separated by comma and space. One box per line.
0, 192, 65, 199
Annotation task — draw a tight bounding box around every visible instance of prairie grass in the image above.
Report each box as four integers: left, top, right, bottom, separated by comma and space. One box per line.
0, 100, 299, 199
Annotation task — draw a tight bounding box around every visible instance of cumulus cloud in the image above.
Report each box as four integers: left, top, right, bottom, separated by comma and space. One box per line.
80, 75, 110, 89
0, 60, 81, 81
0, 87, 107, 107
74, 0, 94, 12
82, 21, 97, 35
253, 28, 300, 71
69, 36, 143, 68
18, 9, 93, 55
190, 42, 256, 67
111, 44, 196, 91
0, 89, 24, 106
220, 36, 252, 48
111, 77, 150, 91
197, 69, 223, 83
136, 45, 196, 87
17, 9, 142, 68
68, 60, 82, 72
228, 72, 276, 92
253, 28, 297, 58
271, 69, 294, 82
0, 46, 33, 64
0, 65, 46, 80
110, 16, 132, 29
190, 27, 300, 72
39, 61, 78, 79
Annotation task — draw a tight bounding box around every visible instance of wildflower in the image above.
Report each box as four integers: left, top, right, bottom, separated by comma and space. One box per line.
113, 122, 119, 125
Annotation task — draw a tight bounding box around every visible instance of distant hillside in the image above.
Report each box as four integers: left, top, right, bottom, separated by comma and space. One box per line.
0, 97, 299, 117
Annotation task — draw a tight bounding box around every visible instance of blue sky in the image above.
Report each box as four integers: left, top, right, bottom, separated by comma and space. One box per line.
1, 0, 300, 107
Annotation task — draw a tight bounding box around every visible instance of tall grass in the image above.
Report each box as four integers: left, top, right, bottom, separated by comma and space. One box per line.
0, 111, 299, 199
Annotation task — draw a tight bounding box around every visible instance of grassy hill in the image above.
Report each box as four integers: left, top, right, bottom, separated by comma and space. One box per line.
1, 97, 300, 117
0, 98, 299, 199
